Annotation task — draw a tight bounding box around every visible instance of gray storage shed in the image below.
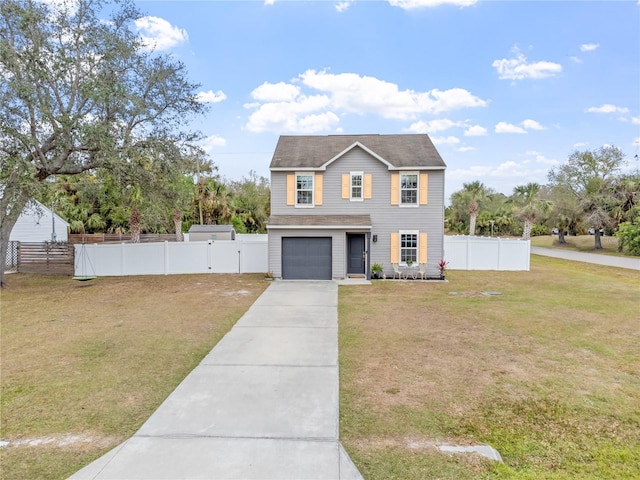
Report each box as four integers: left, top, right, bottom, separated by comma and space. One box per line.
188, 225, 236, 241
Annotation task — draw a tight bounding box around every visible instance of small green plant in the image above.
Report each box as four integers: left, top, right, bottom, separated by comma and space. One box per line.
371, 263, 383, 279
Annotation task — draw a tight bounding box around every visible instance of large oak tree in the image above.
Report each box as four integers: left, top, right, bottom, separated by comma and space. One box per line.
0, 0, 205, 286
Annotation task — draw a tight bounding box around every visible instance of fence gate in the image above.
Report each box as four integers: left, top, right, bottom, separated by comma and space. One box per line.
18, 242, 75, 275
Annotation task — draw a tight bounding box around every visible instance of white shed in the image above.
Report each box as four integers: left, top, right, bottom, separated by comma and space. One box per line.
10, 200, 69, 243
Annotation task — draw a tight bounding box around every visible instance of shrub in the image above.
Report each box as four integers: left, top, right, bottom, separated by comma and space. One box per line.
615, 222, 640, 256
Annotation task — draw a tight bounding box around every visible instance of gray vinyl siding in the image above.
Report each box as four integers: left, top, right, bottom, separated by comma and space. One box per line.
269, 146, 445, 278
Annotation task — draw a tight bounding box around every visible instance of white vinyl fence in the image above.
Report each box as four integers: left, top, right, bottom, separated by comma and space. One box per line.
74, 239, 268, 277
444, 236, 530, 271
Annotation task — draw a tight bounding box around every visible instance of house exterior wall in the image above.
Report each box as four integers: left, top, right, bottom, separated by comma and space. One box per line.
270, 147, 445, 278
9, 201, 69, 243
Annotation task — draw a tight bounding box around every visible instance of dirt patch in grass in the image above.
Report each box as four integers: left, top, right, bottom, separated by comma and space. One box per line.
0, 273, 268, 480
339, 258, 640, 479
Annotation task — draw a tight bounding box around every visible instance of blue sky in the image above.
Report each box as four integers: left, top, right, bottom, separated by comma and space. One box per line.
133, 0, 640, 202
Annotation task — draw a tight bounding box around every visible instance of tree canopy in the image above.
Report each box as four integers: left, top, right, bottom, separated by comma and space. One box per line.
0, 0, 206, 286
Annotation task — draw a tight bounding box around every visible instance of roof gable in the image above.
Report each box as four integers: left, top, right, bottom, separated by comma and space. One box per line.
269, 134, 446, 171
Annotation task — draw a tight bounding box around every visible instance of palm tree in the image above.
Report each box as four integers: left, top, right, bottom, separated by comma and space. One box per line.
511, 183, 552, 240
454, 181, 490, 236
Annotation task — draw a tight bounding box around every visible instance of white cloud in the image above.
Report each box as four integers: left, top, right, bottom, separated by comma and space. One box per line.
522, 119, 545, 130
495, 122, 526, 134
573, 142, 588, 148
464, 125, 487, 136
300, 70, 487, 118
633, 137, 640, 146
431, 136, 460, 145
135, 16, 188, 50
335, 1, 352, 12
244, 96, 337, 133
264, 0, 275, 5
580, 43, 600, 52
251, 82, 300, 102
631, 116, 640, 125
200, 135, 226, 153
389, 0, 477, 8
586, 104, 630, 114
407, 119, 461, 134
244, 70, 487, 133
530, 153, 559, 166
196, 90, 227, 104
492, 47, 562, 80
570, 56, 583, 64
457, 146, 475, 152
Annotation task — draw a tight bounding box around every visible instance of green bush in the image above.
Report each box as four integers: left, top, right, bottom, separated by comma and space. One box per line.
615, 222, 640, 256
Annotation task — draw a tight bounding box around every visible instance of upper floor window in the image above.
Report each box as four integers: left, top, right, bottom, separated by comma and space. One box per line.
296, 173, 314, 206
351, 172, 363, 200
400, 173, 418, 205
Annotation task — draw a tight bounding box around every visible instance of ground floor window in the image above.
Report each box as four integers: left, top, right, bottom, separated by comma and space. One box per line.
400, 231, 418, 265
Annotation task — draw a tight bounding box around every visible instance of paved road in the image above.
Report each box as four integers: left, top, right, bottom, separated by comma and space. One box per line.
70, 281, 363, 480
531, 247, 640, 271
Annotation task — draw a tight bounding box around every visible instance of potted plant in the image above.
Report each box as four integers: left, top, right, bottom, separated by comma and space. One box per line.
264, 271, 274, 281
371, 263, 383, 279
438, 260, 449, 280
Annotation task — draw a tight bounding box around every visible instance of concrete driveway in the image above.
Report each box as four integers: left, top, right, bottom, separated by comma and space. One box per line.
69, 280, 363, 480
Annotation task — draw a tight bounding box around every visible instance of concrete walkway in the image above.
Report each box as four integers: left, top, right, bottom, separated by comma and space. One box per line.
531, 246, 640, 270
70, 281, 364, 480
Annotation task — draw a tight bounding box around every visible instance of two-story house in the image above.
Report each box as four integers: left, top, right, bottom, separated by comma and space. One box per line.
267, 134, 446, 280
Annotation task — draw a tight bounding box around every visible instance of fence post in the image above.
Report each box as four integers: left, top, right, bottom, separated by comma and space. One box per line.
121, 242, 126, 276
164, 241, 169, 275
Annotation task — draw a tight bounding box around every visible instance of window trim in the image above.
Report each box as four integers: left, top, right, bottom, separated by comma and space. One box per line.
350, 171, 364, 201
399, 230, 419, 266
399, 172, 419, 207
295, 172, 314, 208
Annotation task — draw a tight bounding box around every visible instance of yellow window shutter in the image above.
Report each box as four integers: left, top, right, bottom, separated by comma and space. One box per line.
314, 174, 323, 205
390, 233, 399, 263
342, 174, 350, 199
286, 174, 295, 205
419, 173, 429, 205
419, 233, 428, 264
390, 173, 399, 205
364, 174, 372, 199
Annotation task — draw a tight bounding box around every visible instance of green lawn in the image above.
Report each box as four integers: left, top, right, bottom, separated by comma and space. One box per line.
529, 234, 627, 256
2, 262, 638, 479
339, 257, 640, 479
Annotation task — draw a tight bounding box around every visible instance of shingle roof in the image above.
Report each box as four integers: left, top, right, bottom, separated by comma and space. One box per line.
267, 215, 372, 228
269, 134, 446, 170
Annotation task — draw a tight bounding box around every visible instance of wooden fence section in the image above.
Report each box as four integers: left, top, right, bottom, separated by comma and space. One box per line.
18, 242, 75, 275
68, 233, 180, 244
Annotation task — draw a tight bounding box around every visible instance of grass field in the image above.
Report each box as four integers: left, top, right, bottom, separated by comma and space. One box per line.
0, 274, 268, 480
339, 257, 640, 479
1, 260, 638, 479
530, 234, 623, 256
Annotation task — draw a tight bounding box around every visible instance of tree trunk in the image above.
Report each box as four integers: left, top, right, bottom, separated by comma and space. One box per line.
594, 229, 603, 250
557, 230, 567, 244
522, 220, 533, 240
129, 206, 141, 243
0, 188, 31, 288
469, 213, 477, 236
173, 208, 183, 242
